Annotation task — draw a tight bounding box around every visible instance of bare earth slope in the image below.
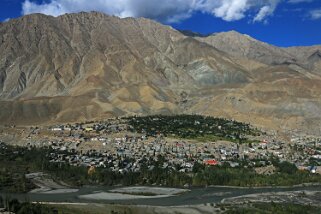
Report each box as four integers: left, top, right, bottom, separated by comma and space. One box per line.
284, 45, 321, 74
196, 31, 297, 65
0, 12, 321, 134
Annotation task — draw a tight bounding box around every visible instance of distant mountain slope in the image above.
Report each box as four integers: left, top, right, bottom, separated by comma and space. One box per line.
196, 31, 298, 66
284, 45, 321, 73
284, 45, 321, 60
0, 12, 321, 135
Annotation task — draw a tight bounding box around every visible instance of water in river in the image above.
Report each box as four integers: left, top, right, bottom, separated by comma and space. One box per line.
2, 185, 321, 206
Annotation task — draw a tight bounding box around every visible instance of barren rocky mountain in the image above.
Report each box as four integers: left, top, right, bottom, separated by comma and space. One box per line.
195, 31, 297, 65
0, 12, 321, 134
284, 45, 321, 73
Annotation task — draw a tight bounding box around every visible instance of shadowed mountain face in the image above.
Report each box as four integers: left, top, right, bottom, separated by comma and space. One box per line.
0, 12, 321, 134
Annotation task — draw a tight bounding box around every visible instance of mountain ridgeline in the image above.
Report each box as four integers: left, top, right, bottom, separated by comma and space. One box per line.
0, 12, 321, 134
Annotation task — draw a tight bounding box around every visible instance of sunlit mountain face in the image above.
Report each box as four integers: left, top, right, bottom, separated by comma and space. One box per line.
0, 11, 321, 135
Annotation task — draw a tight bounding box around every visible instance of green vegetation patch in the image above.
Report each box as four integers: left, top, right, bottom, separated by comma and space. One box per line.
223, 202, 321, 214
127, 115, 260, 143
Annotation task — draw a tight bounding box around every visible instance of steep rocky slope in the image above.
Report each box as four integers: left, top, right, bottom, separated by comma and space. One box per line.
0, 12, 321, 134
0, 12, 250, 124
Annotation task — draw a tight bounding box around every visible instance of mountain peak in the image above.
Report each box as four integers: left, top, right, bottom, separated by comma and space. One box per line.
196, 30, 296, 65
222, 30, 242, 35
60, 11, 113, 17
214, 30, 256, 41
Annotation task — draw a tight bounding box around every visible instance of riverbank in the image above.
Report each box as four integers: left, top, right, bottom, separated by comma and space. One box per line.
222, 190, 321, 204
209, 182, 321, 189
36, 198, 321, 214
37, 202, 221, 214
26, 172, 79, 194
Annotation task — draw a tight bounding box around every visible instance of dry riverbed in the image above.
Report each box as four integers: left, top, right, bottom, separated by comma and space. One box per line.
78, 186, 190, 200
26, 172, 79, 194
222, 190, 321, 205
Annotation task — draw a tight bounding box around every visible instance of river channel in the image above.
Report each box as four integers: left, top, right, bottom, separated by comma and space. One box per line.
2, 185, 321, 206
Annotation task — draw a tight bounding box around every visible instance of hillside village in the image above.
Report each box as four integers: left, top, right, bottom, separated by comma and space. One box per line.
1, 115, 321, 176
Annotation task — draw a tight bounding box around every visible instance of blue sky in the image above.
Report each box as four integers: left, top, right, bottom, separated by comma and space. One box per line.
1, 0, 321, 47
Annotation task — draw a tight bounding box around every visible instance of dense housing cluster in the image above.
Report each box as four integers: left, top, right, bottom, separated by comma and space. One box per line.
1, 115, 321, 192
